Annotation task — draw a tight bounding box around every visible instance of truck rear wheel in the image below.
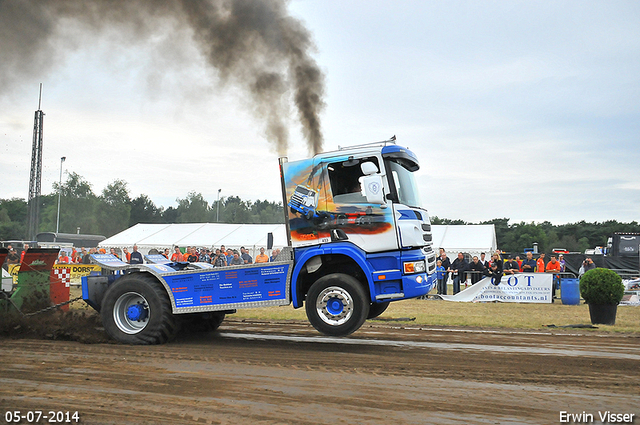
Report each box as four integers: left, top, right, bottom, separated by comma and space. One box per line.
305, 273, 369, 336
101, 273, 178, 345
367, 301, 390, 319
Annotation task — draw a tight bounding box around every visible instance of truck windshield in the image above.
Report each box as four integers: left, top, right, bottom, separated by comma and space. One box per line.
387, 159, 422, 208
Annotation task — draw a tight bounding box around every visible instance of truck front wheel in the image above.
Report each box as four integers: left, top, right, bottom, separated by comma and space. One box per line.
367, 301, 390, 319
101, 273, 178, 345
305, 273, 369, 336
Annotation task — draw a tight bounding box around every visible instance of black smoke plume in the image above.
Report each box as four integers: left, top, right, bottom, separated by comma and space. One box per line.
0, 0, 325, 155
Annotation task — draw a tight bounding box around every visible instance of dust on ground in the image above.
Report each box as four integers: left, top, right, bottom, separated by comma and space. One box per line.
0, 304, 109, 344
1, 314, 638, 424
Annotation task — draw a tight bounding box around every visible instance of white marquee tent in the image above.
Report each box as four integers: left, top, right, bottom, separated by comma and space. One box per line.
99, 223, 287, 257
431, 224, 497, 259
100, 223, 497, 259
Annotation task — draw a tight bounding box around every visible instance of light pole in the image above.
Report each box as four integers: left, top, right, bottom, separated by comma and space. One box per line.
216, 189, 222, 222
56, 156, 66, 233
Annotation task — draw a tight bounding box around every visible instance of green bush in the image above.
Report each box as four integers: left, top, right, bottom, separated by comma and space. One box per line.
579, 268, 625, 305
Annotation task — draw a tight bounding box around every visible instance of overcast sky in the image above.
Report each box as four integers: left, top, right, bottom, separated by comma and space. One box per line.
1, 0, 638, 225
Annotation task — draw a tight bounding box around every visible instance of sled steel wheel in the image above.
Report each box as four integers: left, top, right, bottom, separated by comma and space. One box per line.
305, 273, 369, 336
113, 292, 150, 334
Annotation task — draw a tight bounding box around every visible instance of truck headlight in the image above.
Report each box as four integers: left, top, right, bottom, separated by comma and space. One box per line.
403, 260, 426, 274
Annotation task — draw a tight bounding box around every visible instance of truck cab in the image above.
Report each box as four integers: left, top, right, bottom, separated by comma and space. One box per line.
281, 138, 437, 335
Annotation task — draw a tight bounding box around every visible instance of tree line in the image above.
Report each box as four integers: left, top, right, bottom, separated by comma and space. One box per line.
1, 173, 637, 252
0, 172, 284, 240
431, 217, 640, 255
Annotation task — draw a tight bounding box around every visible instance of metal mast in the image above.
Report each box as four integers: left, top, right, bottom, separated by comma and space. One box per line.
27, 83, 45, 241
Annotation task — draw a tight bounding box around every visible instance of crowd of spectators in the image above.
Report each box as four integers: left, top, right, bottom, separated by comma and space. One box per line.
106, 245, 283, 267
56, 247, 100, 264
30, 244, 284, 267
3, 243, 282, 269
435, 248, 583, 295
164, 245, 281, 267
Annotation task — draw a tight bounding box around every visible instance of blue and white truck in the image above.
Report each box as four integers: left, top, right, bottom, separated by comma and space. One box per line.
83, 138, 437, 344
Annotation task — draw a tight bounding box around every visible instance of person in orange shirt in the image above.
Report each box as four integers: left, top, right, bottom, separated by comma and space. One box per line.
184, 247, 198, 262
545, 255, 562, 272
72, 251, 83, 263
122, 247, 131, 263
20, 243, 29, 263
57, 252, 70, 264
546, 254, 562, 300
536, 253, 546, 273
255, 247, 269, 263
170, 246, 183, 262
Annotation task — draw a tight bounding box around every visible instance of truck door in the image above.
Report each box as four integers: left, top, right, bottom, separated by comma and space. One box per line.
283, 157, 329, 247
324, 156, 397, 253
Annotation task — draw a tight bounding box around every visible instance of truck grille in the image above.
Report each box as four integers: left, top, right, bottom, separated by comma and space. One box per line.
423, 244, 437, 273
290, 192, 305, 206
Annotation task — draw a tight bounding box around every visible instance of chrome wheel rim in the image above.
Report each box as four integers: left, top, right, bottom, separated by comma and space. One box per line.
315, 286, 353, 326
113, 291, 150, 334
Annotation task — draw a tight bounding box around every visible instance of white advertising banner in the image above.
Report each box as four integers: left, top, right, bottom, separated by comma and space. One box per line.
440, 273, 553, 303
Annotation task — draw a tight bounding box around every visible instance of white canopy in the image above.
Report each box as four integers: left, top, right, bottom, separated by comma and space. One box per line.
431, 224, 498, 259
99, 223, 287, 257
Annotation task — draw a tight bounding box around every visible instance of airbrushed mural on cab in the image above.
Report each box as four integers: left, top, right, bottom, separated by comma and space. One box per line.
283, 155, 395, 248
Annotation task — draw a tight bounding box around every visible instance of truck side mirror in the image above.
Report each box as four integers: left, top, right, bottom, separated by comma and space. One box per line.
359, 174, 385, 205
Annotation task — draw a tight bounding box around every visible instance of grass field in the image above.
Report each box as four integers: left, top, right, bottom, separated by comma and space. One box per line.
231, 299, 640, 333
69, 287, 640, 334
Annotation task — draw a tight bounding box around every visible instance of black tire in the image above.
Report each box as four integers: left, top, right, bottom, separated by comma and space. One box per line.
180, 312, 226, 333
367, 301, 390, 319
305, 273, 370, 336
206, 312, 225, 330
101, 273, 178, 345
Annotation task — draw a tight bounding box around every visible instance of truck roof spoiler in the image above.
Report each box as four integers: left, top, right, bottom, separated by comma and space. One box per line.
338, 135, 396, 151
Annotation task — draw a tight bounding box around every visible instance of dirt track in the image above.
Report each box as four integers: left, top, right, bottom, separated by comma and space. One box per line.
1, 318, 639, 425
